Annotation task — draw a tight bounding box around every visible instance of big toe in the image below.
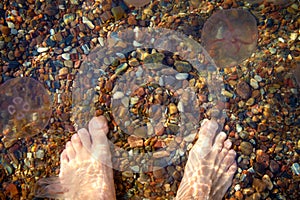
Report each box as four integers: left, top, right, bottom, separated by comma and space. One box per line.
88, 116, 111, 163
194, 119, 219, 157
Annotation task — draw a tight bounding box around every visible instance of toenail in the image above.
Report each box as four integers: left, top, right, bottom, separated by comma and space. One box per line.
93, 117, 107, 129
229, 149, 236, 156
219, 132, 227, 139
224, 139, 232, 148
72, 134, 79, 140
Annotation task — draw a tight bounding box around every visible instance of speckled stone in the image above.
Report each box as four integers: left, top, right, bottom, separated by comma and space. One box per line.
240, 141, 253, 155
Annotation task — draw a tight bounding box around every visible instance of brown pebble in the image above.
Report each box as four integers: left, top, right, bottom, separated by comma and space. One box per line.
236, 81, 251, 99
153, 150, 170, 158
100, 11, 113, 22
44, 4, 59, 16
153, 167, 167, 179
234, 190, 243, 200
133, 126, 147, 137
1, 26, 10, 35
14, 48, 22, 58
155, 123, 165, 136
111, 6, 125, 21
168, 103, 178, 114
124, 0, 151, 8
198, 94, 207, 102
3, 183, 19, 198
153, 140, 165, 148
252, 178, 267, 193
269, 160, 280, 173
58, 67, 69, 77
240, 141, 253, 155
256, 149, 269, 168
127, 15, 137, 25
251, 90, 261, 98
127, 135, 143, 148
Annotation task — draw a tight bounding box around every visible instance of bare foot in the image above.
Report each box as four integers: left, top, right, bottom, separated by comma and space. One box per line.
175, 119, 237, 200
35, 116, 116, 200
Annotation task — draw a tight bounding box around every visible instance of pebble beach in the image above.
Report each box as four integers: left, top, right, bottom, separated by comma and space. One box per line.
0, 0, 299, 199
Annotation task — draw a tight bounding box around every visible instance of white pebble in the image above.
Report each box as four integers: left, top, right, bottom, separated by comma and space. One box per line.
116, 53, 125, 59
113, 91, 124, 99
175, 73, 189, 80
27, 152, 32, 159
254, 75, 262, 82
250, 78, 259, 89
62, 53, 70, 60
177, 101, 184, 112
81, 44, 90, 54
133, 40, 142, 47
98, 37, 104, 46
64, 46, 72, 52
82, 16, 95, 29
7, 21, 15, 29
36, 149, 45, 159
234, 184, 241, 191
37, 47, 49, 53
236, 124, 243, 133
50, 29, 55, 35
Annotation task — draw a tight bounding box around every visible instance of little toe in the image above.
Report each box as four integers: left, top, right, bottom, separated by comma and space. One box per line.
220, 149, 236, 172
59, 150, 69, 177
211, 162, 237, 199
214, 139, 232, 166
60, 149, 69, 164
65, 141, 76, 160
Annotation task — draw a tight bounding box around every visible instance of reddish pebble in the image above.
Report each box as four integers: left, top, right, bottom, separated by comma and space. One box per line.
1, 26, 10, 35
256, 149, 270, 168
269, 160, 280, 173
127, 15, 137, 25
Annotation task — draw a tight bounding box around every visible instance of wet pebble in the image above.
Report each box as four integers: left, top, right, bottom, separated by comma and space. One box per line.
250, 78, 259, 89
291, 163, 300, 175
174, 61, 192, 73
37, 47, 49, 53
153, 167, 167, 179
127, 135, 143, 148
113, 91, 124, 99
256, 149, 269, 168
252, 178, 267, 192
175, 73, 189, 80
111, 6, 125, 21
58, 67, 69, 77
168, 103, 178, 114
269, 160, 280, 173
82, 16, 95, 29
236, 81, 251, 99
153, 150, 170, 158
240, 141, 253, 155
262, 174, 273, 190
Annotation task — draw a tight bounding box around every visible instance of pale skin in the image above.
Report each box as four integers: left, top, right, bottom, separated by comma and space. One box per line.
35, 116, 237, 200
